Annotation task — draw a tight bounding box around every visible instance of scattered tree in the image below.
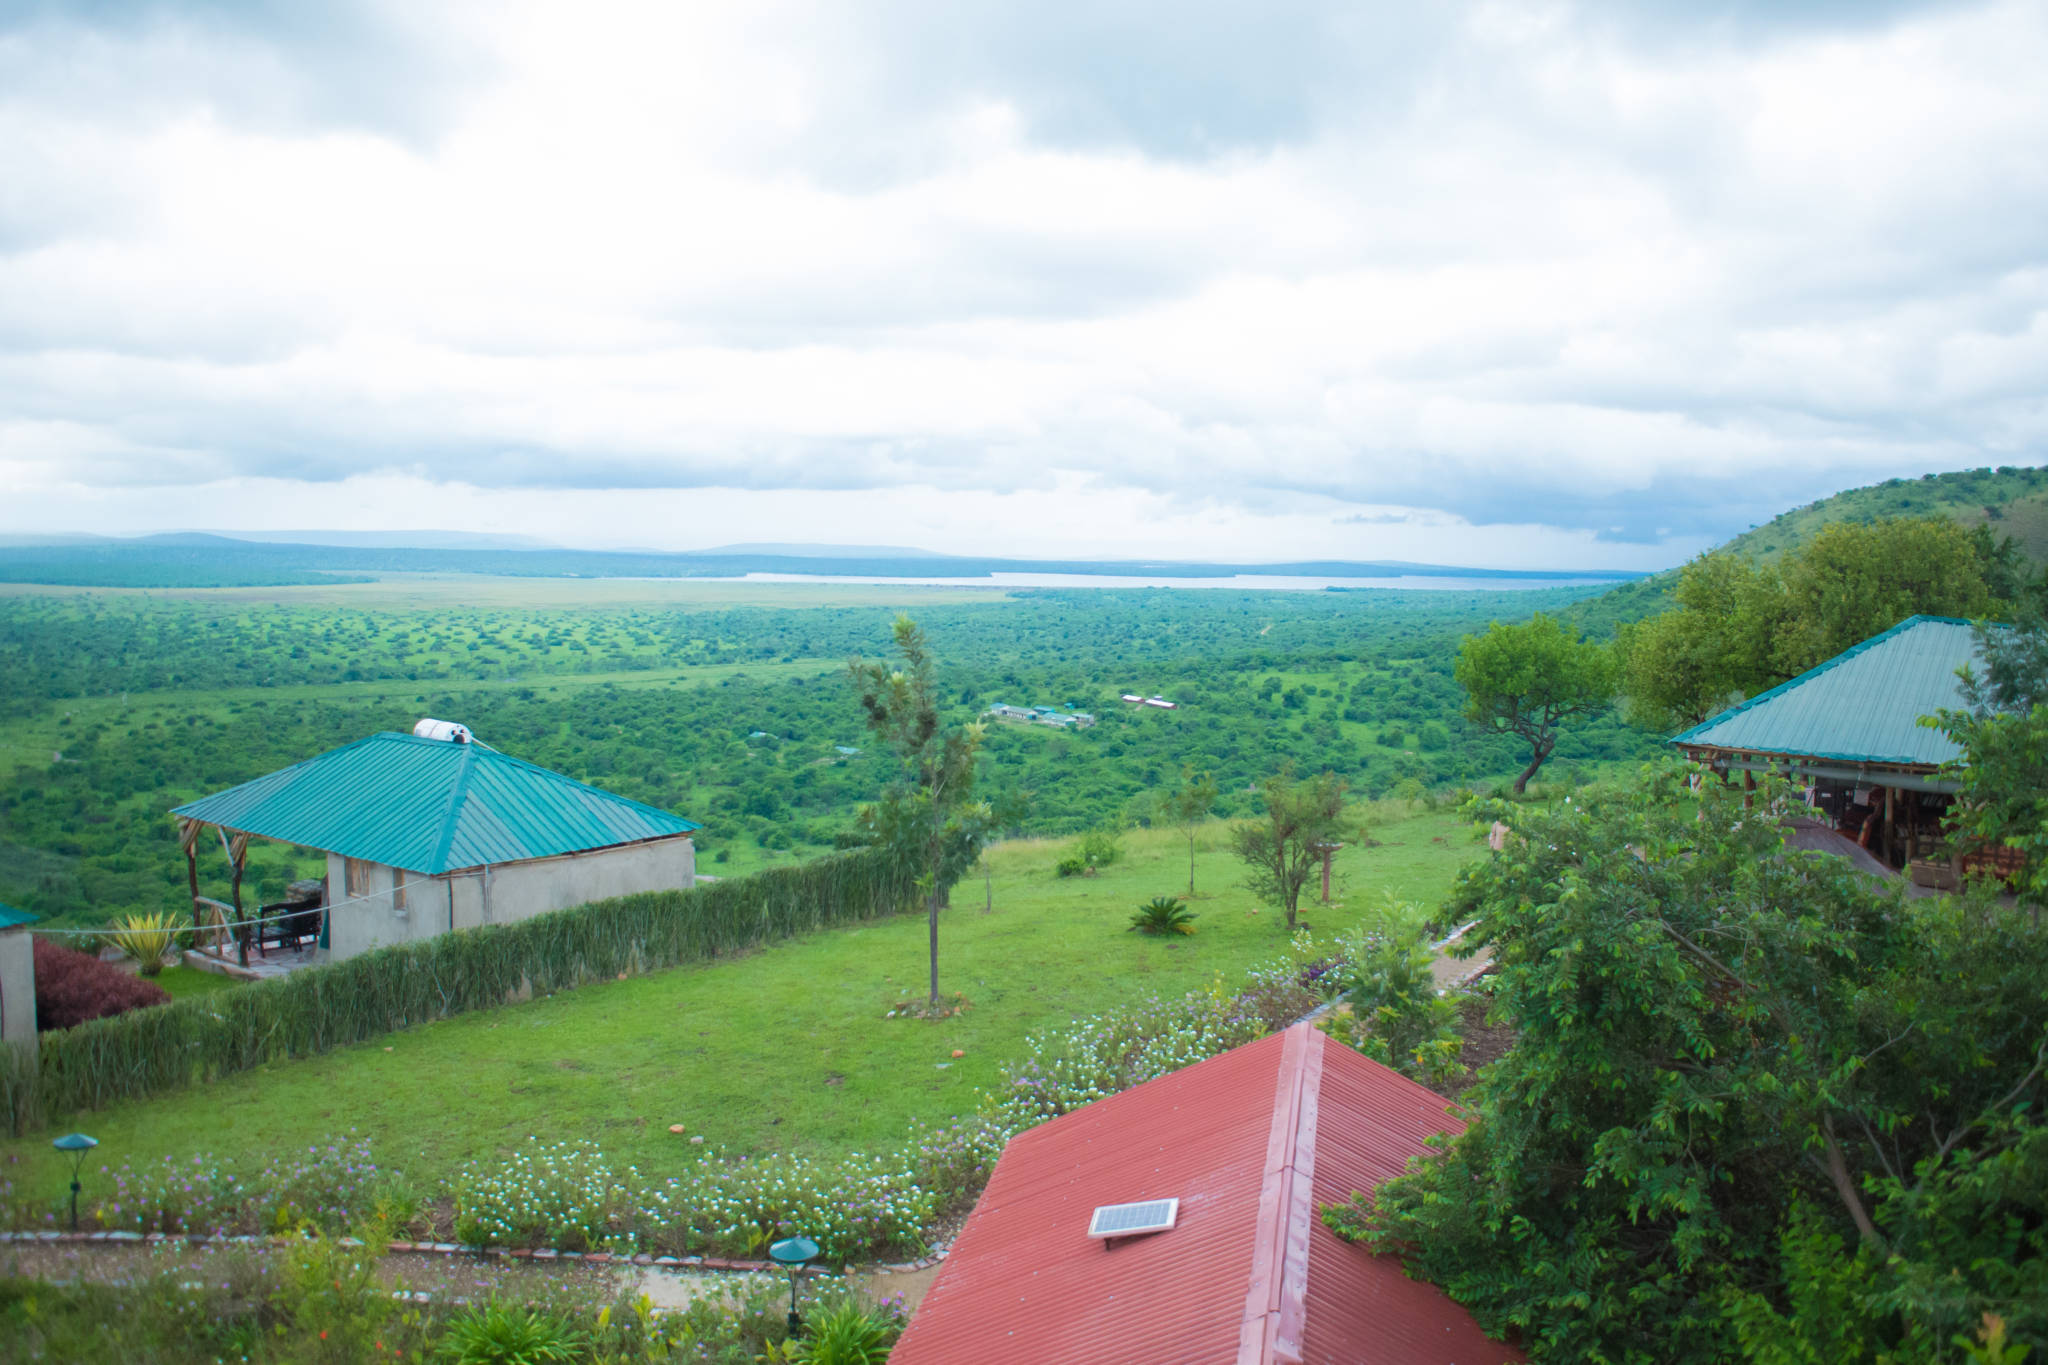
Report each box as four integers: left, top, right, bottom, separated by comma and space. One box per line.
1231, 767, 1347, 930
1167, 766, 1219, 896
848, 616, 987, 1006
1454, 613, 1617, 793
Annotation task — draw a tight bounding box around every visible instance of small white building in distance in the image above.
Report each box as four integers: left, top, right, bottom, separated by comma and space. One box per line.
172, 722, 700, 962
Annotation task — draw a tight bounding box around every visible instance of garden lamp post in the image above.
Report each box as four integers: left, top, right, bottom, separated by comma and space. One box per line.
769, 1235, 819, 1338
52, 1133, 98, 1231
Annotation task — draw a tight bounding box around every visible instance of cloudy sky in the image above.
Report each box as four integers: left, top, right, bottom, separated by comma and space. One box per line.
1, 1, 2042, 568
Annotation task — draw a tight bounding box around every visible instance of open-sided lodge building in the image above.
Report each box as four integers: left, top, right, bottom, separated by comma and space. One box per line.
1671, 615, 1989, 876
172, 723, 700, 963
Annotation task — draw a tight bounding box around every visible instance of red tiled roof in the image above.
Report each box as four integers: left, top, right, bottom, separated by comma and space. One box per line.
891, 1022, 1521, 1365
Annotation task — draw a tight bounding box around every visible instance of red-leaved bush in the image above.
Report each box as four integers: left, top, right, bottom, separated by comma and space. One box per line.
33, 938, 170, 1031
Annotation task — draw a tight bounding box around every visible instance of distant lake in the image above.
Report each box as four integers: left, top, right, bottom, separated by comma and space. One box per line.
657, 571, 1626, 592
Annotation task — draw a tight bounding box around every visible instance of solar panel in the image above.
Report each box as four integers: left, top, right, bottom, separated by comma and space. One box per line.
1087, 1198, 1179, 1238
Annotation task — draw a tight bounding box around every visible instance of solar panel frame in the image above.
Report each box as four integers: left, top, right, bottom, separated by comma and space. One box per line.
1086, 1197, 1179, 1238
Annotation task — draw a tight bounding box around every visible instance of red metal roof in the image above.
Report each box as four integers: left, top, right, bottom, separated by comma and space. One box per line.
892, 1022, 1521, 1365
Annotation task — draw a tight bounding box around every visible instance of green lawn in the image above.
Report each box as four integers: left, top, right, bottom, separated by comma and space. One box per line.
150, 965, 245, 999
1, 809, 1481, 1197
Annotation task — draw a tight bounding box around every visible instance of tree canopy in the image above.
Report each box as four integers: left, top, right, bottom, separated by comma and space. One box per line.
1454, 613, 1618, 793
1230, 767, 1347, 931
1330, 769, 2048, 1363
848, 615, 987, 1005
1619, 517, 2018, 730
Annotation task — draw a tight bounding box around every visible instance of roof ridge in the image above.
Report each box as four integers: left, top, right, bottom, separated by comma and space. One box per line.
428, 742, 481, 874
1238, 1023, 1321, 1365
1670, 615, 1970, 745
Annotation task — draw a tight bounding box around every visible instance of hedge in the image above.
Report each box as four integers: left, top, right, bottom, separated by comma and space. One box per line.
4, 848, 917, 1135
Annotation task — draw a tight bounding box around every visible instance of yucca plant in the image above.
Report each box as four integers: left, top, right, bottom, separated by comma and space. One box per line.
106, 912, 179, 977
1128, 896, 1197, 936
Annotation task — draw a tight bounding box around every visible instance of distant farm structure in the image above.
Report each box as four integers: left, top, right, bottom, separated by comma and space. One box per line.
985, 702, 1096, 730
1119, 693, 1177, 709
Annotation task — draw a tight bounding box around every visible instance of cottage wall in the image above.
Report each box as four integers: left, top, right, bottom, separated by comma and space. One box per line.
0, 927, 35, 1051
322, 836, 696, 961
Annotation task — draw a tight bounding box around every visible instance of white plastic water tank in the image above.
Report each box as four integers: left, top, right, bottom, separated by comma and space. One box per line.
413, 718, 473, 744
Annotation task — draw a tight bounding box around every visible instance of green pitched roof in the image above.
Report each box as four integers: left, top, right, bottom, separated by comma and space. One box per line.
1671, 616, 1985, 768
0, 902, 37, 930
172, 733, 699, 875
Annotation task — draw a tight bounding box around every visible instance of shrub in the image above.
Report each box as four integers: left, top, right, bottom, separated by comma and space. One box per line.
106, 912, 179, 976
1128, 895, 1196, 936
772, 1295, 906, 1364
32, 937, 169, 1030
453, 1139, 634, 1252
252, 1133, 382, 1233
436, 1300, 586, 1365
1054, 855, 1087, 878
1328, 929, 1463, 1088
89, 1151, 249, 1236
1076, 826, 1123, 869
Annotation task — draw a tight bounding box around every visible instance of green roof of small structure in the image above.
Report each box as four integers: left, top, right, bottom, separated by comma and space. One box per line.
1671, 615, 1985, 768
172, 732, 699, 875
0, 902, 37, 929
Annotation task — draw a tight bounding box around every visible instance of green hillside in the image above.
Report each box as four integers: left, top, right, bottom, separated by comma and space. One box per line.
1572, 464, 2048, 636
1722, 464, 2048, 564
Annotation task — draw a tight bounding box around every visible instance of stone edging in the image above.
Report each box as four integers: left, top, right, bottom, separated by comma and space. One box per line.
0, 1228, 951, 1275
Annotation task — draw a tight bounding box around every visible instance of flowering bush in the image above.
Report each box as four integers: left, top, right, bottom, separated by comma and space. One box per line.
453, 1138, 636, 1251
90, 1152, 249, 1236
253, 1134, 383, 1233
657, 1148, 935, 1264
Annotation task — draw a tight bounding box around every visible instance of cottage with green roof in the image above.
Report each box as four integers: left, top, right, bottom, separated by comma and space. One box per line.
1671, 615, 1986, 868
172, 721, 700, 963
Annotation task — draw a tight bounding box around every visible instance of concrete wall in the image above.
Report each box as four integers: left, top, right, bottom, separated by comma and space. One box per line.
0, 926, 35, 1051
323, 836, 696, 961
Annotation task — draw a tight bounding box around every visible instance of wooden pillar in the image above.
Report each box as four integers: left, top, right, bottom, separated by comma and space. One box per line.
231, 857, 247, 968
1882, 787, 1895, 866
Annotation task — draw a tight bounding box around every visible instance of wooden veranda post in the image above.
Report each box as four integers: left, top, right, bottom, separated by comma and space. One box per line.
178, 818, 203, 936
218, 829, 250, 968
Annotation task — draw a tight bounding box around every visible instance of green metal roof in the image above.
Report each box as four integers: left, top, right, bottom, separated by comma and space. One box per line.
0, 902, 37, 929
172, 733, 699, 875
1671, 615, 1986, 768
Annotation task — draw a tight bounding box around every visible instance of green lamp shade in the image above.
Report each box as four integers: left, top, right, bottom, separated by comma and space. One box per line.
769, 1236, 819, 1266
52, 1133, 98, 1153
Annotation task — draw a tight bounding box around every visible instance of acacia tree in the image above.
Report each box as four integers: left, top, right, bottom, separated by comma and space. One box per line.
849, 616, 986, 1006
1168, 766, 1219, 897
1454, 613, 1616, 793
1231, 767, 1346, 931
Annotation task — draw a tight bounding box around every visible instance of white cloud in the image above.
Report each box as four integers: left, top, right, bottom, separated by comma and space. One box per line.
0, 0, 2041, 564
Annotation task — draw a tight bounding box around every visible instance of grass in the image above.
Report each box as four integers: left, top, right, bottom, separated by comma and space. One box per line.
151, 965, 245, 1000
0, 809, 1481, 1199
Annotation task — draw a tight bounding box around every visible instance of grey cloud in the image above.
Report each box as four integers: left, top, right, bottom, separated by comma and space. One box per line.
0, 1, 488, 145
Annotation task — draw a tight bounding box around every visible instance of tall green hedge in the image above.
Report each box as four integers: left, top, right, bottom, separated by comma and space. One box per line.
5, 849, 915, 1135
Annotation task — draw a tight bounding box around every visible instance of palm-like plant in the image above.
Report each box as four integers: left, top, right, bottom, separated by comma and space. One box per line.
1128, 895, 1197, 936
436, 1301, 585, 1364
106, 912, 178, 976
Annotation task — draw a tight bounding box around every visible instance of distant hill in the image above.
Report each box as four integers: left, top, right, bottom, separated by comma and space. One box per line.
1720, 465, 2048, 565
1571, 464, 2048, 636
